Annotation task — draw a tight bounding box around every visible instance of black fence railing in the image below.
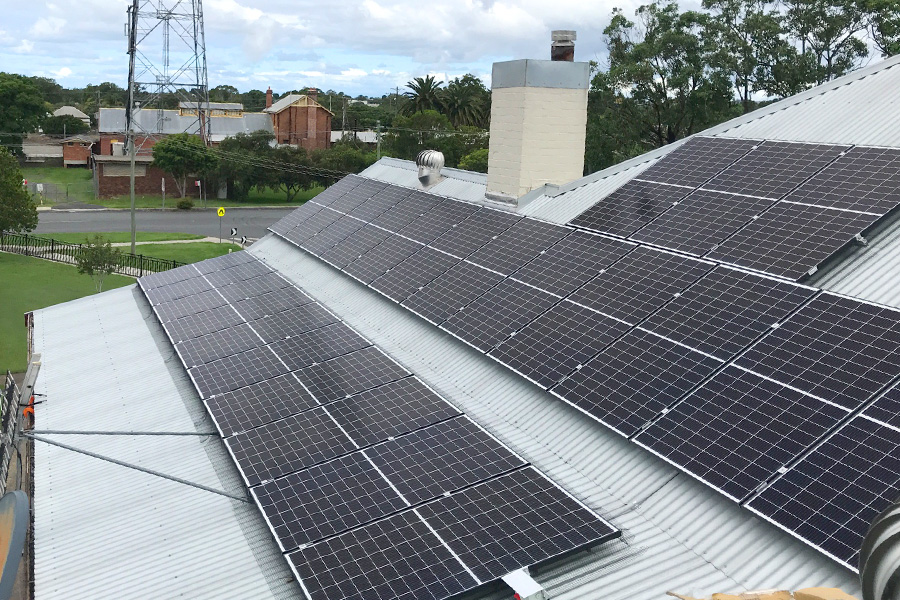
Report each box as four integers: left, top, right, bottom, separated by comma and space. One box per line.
0, 232, 185, 277
1, 371, 20, 496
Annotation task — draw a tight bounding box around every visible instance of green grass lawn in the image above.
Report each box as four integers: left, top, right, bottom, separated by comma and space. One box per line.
21, 166, 94, 204
131, 242, 242, 263
34, 232, 205, 244
94, 186, 324, 209
0, 252, 133, 373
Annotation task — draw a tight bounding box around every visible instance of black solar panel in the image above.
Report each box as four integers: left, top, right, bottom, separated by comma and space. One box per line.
370, 190, 443, 233
553, 329, 722, 437
749, 416, 900, 569
270, 322, 370, 370
318, 225, 392, 269
466, 218, 571, 276
398, 199, 480, 244
250, 303, 338, 344
309, 175, 365, 207
189, 345, 290, 398
270, 202, 323, 235
193, 248, 256, 274
254, 451, 407, 551
402, 261, 505, 325
203, 260, 272, 288
301, 215, 366, 256
568, 247, 713, 324
418, 467, 619, 582
429, 208, 521, 259
343, 234, 422, 284
636, 366, 849, 501
329, 182, 384, 214
217, 272, 293, 303
703, 141, 848, 199
783, 146, 900, 214
205, 370, 318, 437
153, 288, 229, 323
368, 417, 526, 505
369, 246, 461, 303
288, 510, 477, 600
348, 185, 412, 222
490, 300, 632, 389
139, 263, 201, 289
863, 384, 900, 429
327, 378, 460, 447
706, 202, 877, 280
568, 180, 690, 237
176, 322, 262, 367
630, 189, 776, 256
226, 406, 357, 486
736, 292, 900, 410
163, 304, 245, 344
642, 267, 815, 360
232, 286, 314, 321
296, 347, 411, 404
441, 279, 560, 352
282, 206, 344, 246
143, 276, 214, 305
637, 136, 759, 187
511, 231, 634, 296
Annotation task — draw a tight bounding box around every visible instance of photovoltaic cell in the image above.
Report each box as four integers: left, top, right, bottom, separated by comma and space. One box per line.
402, 261, 504, 325
153, 288, 228, 323
631, 189, 776, 256
429, 208, 521, 259
367, 417, 525, 505
863, 384, 900, 429
703, 141, 848, 199
736, 292, 900, 410
193, 249, 256, 274
288, 510, 477, 600
318, 225, 392, 269
205, 371, 318, 436
369, 246, 461, 303
139, 263, 201, 289
441, 278, 560, 352
329, 182, 384, 214
327, 377, 460, 447
642, 267, 815, 360
189, 345, 290, 398
749, 416, 900, 568
706, 202, 877, 280
553, 329, 722, 437
270, 203, 321, 236
203, 260, 272, 288
636, 366, 849, 500
637, 136, 759, 187
398, 198, 480, 244
370, 190, 442, 233
282, 207, 343, 246
347, 185, 412, 222
231, 286, 314, 321
176, 322, 263, 367
343, 234, 422, 284
269, 322, 370, 370
250, 302, 338, 343
143, 276, 214, 305
301, 215, 365, 256
568, 180, 690, 237
511, 231, 634, 296
217, 272, 293, 303
466, 218, 571, 276
296, 346, 411, 404
418, 467, 619, 582
163, 304, 245, 344
568, 246, 713, 324
490, 300, 632, 389
254, 451, 407, 551
309, 175, 364, 207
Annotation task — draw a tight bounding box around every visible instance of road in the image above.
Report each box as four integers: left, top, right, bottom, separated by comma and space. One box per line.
35, 208, 294, 240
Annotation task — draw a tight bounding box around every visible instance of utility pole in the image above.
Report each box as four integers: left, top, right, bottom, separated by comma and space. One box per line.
342, 98, 347, 135
376, 120, 382, 159
126, 0, 138, 255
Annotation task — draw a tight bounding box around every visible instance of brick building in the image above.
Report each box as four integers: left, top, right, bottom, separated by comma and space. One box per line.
59, 136, 95, 168
93, 155, 201, 199
264, 89, 332, 150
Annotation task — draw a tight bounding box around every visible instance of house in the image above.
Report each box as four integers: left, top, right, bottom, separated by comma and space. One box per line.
25, 38, 900, 600
59, 135, 96, 168
52, 105, 91, 126
264, 87, 333, 150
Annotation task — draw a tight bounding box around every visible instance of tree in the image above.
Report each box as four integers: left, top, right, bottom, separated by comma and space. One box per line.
151, 133, 219, 198
442, 81, 484, 128
383, 111, 453, 161
309, 144, 376, 187
75, 234, 120, 292
43, 115, 89, 136
209, 85, 239, 102
269, 146, 315, 202
217, 130, 276, 200
402, 75, 444, 115
784, 0, 869, 83
458, 148, 489, 173
0, 73, 47, 154
867, 0, 900, 56
0, 147, 38, 233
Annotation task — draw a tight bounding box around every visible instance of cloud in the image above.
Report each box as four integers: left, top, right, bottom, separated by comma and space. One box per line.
29, 16, 66, 38
13, 39, 34, 54
52, 67, 72, 78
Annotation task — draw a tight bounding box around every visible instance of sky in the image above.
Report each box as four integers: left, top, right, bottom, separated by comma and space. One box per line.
0, 0, 646, 98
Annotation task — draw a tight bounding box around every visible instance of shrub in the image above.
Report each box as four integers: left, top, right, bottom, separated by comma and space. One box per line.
176, 199, 194, 210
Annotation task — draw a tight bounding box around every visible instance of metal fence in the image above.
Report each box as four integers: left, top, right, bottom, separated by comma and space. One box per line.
1, 372, 20, 496
0, 232, 185, 277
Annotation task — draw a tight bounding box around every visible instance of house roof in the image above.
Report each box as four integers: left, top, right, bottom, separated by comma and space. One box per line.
264, 94, 334, 116
98, 107, 273, 138
179, 101, 244, 111
52, 105, 90, 120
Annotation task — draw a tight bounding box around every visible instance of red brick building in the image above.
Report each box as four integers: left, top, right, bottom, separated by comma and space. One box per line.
93, 155, 202, 199
60, 136, 95, 168
264, 89, 333, 150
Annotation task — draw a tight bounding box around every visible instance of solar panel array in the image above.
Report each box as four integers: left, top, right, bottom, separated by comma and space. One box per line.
268, 170, 900, 573
137, 246, 619, 600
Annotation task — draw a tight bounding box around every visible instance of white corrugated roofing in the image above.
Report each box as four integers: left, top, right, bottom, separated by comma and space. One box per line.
31, 286, 302, 600
52, 106, 90, 121
361, 157, 489, 203
250, 234, 861, 600
98, 107, 273, 136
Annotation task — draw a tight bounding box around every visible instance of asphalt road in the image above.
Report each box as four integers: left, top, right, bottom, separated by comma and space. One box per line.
35, 207, 294, 240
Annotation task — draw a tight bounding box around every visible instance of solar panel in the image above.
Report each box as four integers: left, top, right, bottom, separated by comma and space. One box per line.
143, 276, 214, 305
417, 467, 619, 583
327, 377, 460, 447
288, 510, 477, 600
343, 234, 422, 284
402, 261, 505, 325
703, 141, 848, 199
553, 329, 722, 437
301, 215, 366, 257
308, 175, 364, 207
269, 322, 370, 370
641, 267, 816, 360
736, 292, 900, 410
217, 272, 293, 303
441, 279, 560, 352
782, 146, 900, 214
205, 371, 318, 437
189, 345, 290, 398
369, 246, 461, 303
398, 198, 481, 244
748, 416, 900, 569
706, 202, 877, 280
254, 451, 407, 551
318, 225, 392, 269
429, 208, 521, 259
347, 185, 412, 222
226, 406, 357, 486
175, 323, 263, 367
862, 384, 900, 429
163, 304, 245, 344
490, 300, 632, 389
636, 366, 849, 501
568, 246, 713, 324
568, 180, 690, 237
282, 207, 343, 246
511, 231, 634, 296
329, 183, 383, 214
637, 136, 759, 187
466, 218, 571, 276
370, 190, 443, 233
296, 346, 411, 404
153, 288, 229, 323
139, 263, 200, 289
193, 248, 256, 274
202, 260, 272, 288
630, 189, 776, 256
270, 202, 327, 236
231, 286, 314, 321
367, 417, 526, 506
250, 303, 338, 344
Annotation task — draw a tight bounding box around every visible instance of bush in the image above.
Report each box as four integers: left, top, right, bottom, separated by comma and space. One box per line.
458, 148, 489, 173
176, 199, 194, 210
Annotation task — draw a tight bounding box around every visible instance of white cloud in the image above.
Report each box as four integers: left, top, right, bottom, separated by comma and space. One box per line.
29, 16, 66, 38
52, 67, 72, 78
13, 39, 34, 54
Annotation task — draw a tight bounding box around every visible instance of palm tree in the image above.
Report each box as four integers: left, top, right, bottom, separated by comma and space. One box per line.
403, 75, 444, 115
442, 81, 483, 128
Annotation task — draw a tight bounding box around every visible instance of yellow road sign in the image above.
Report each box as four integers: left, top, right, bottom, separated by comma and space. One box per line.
217, 207, 225, 217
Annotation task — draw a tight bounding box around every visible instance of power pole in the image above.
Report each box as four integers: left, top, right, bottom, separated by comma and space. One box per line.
127, 0, 138, 255
376, 120, 382, 159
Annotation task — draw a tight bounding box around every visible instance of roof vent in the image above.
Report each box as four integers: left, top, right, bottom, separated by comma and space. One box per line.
416, 149, 445, 188
551, 30, 576, 62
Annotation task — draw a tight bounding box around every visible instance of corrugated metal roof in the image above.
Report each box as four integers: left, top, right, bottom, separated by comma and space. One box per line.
179, 101, 243, 111
98, 108, 273, 136
360, 157, 489, 203
250, 234, 861, 599
31, 286, 302, 600
52, 106, 90, 120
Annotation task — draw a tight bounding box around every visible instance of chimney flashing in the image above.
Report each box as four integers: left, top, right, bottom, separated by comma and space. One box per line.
491, 59, 590, 90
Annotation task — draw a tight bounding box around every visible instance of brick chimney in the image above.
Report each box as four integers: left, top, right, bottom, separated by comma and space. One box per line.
307, 87, 318, 102
485, 31, 590, 204
307, 88, 318, 142
265, 87, 273, 109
